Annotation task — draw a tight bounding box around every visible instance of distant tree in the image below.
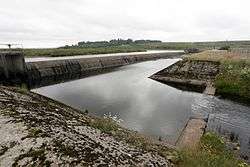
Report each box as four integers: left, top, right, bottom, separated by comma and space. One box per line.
65, 38, 162, 48
218, 46, 230, 51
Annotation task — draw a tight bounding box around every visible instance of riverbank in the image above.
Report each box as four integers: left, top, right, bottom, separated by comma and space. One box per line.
149, 50, 250, 165
150, 50, 250, 104
0, 86, 247, 166
0, 86, 178, 166
149, 59, 220, 94
22, 40, 250, 57
187, 50, 250, 104
26, 52, 183, 89
23, 47, 146, 57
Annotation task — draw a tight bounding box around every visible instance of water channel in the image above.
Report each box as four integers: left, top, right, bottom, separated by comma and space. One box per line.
30, 56, 250, 160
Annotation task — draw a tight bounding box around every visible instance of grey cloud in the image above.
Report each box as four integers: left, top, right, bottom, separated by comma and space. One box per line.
0, 0, 250, 47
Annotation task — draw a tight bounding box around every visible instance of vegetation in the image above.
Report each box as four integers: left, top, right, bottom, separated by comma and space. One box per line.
178, 132, 248, 167
3, 39, 250, 57
218, 45, 231, 51
216, 60, 250, 103
187, 50, 250, 104
23, 46, 146, 57
89, 117, 248, 166
88, 117, 176, 160
75, 38, 161, 48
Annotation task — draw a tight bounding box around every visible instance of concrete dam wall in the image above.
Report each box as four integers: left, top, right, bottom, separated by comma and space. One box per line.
26, 52, 183, 88
0, 51, 25, 80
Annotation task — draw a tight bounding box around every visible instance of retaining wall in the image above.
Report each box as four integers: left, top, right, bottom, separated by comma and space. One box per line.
149, 59, 220, 94
26, 52, 183, 87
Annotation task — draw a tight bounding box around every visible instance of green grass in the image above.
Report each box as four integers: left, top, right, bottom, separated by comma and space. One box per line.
215, 60, 250, 103
187, 50, 250, 104
88, 117, 176, 160
3, 40, 250, 57
137, 40, 250, 50
89, 117, 119, 134
178, 132, 248, 167
22, 46, 146, 57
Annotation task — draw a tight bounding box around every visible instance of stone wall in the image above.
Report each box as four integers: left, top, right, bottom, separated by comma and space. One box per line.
153, 60, 220, 81
150, 60, 220, 93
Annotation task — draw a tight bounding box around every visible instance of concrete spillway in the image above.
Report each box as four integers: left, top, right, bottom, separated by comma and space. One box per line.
25, 52, 183, 87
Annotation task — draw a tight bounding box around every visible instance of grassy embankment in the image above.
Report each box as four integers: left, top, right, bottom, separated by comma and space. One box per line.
139, 40, 250, 50
178, 132, 248, 167
23, 46, 146, 57
83, 115, 248, 166
187, 50, 250, 104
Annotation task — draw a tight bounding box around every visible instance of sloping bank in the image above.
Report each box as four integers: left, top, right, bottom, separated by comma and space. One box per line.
26, 52, 183, 88
149, 50, 250, 165
0, 86, 177, 167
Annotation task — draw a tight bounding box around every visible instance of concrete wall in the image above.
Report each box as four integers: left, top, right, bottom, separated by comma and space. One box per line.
0, 51, 25, 79
26, 52, 183, 83
231, 48, 250, 55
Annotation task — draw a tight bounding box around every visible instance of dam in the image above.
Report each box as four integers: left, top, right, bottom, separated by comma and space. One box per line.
0, 50, 184, 86
1, 50, 249, 160
25, 51, 184, 87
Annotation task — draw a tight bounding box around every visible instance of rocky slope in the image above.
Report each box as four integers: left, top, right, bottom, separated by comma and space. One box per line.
0, 86, 173, 167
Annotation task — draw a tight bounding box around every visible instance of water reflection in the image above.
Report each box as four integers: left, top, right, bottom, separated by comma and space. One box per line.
33, 59, 200, 144
192, 95, 250, 161
32, 58, 250, 157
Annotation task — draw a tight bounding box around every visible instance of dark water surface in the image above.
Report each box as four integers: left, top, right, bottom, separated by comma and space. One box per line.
32, 58, 250, 157
32, 59, 201, 144
192, 95, 250, 160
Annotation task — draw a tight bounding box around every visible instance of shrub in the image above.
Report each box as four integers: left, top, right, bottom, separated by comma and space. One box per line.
218, 46, 230, 51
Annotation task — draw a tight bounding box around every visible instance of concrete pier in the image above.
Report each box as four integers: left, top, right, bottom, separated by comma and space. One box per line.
0, 51, 25, 80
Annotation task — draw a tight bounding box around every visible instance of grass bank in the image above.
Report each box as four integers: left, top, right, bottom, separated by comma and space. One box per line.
15, 46, 146, 57
22, 46, 146, 57
178, 132, 248, 167
65, 114, 249, 166
187, 50, 250, 104
3, 40, 250, 57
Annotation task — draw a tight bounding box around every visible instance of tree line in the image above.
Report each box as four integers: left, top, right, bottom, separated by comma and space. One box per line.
62, 39, 162, 48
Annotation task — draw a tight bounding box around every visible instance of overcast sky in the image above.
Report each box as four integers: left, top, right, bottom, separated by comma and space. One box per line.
1, 0, 250, 48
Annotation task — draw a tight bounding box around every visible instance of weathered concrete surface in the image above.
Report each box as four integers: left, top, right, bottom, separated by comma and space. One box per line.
150, 60, 220, 95
0, 86, 174, 166
0, 51, 25, 79
203, 82, 216, 95
176, 118, 206, 148
25, 52, 183, 83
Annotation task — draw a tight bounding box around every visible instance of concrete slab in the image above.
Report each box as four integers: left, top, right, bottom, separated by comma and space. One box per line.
204, 82, 216, 95
176, 118, 206, 149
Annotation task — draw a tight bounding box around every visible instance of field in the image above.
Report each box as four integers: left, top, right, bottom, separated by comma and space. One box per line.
22, 46, 146, 57
137, 40, 250, 50
187, 50, 250, 103
3, 40, 250, 57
